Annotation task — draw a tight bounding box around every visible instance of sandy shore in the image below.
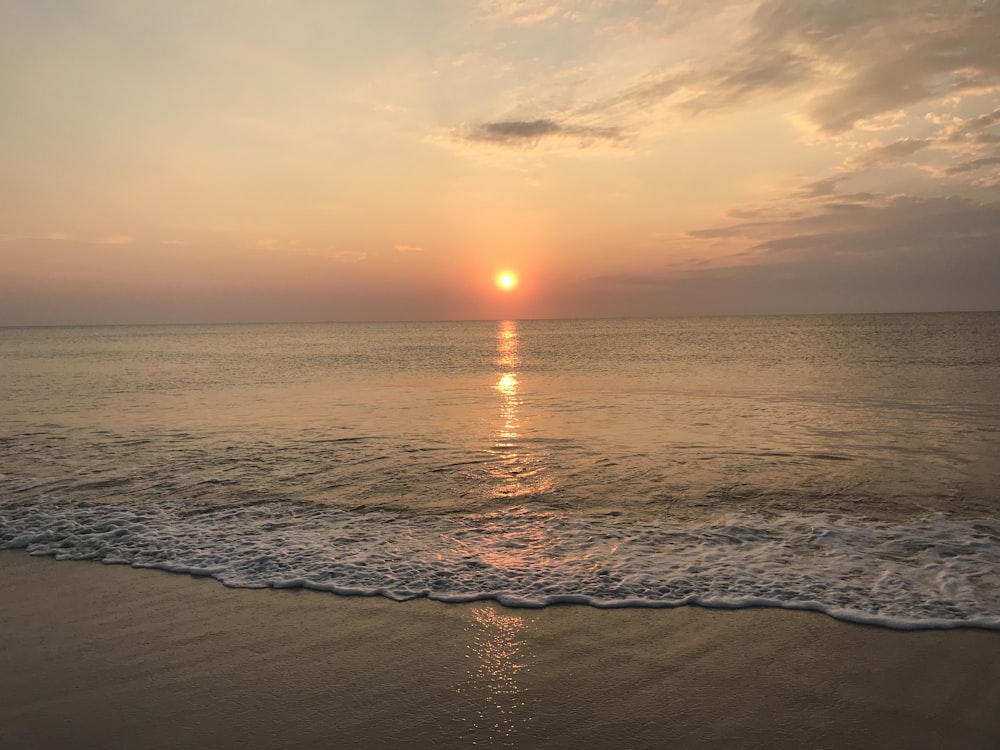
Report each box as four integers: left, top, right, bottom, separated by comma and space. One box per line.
1, 551, 999, 749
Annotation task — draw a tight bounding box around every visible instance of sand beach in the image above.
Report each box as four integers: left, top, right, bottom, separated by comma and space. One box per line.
2, 550, 998, 749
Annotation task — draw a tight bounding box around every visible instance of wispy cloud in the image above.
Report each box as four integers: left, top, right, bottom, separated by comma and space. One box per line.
330, 250, 367, 263
689, 194, 1000, 262
480, 0, 577, 26
854, 138, 933, 167
845, 106, 1000, 172
580, 1, 1000, 134
944, 155, 1000, 175
393, 243, 425, 253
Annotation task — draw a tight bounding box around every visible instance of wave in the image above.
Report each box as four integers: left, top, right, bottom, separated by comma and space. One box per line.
2, 499, 998, 630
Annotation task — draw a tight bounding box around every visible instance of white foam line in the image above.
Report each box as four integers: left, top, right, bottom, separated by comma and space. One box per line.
2, 499, 999, 631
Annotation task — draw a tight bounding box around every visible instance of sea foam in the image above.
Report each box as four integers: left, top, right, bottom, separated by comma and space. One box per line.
2, 499, 998, 630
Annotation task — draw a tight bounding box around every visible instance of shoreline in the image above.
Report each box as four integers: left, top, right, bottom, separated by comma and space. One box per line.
5, 501, 997, 631
2, 550, 1000, 749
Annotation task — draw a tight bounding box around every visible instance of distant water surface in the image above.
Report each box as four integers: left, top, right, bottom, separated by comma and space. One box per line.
2, 314, 999, 628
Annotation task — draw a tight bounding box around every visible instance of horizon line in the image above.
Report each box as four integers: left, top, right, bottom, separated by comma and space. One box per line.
2, 308, 998, 329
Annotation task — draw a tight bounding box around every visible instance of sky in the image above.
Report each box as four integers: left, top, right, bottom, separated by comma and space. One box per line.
2, 0, 999, 324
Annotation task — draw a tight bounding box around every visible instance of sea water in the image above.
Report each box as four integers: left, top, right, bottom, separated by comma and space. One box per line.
2, 314, 998, 629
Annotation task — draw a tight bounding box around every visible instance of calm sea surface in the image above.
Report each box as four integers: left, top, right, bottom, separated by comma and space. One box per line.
2, 314, 999, 628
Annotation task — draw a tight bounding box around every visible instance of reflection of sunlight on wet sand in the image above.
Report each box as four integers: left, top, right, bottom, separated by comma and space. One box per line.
490, 321, 551, 499
456, 604, 533, 746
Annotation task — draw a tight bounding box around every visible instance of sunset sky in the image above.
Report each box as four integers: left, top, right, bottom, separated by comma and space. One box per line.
2, 0, 999, 324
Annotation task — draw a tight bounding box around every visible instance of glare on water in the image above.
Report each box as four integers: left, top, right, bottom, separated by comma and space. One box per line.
489, 321, 551, 500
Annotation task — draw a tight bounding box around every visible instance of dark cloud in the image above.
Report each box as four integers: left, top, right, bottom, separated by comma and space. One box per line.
806, 6, 1000, 131
581, 195, 1000, 315
862, 137, 932, 164
458, 118, 624, 146
727, 206, 805, 219
682, 192, 1000, 314
693, 194, 1000, 257
466, 119, 562, 141
795, 177, 842, 198
755, 0, 1000, 132
823, 202, 868, 212
945, 155, 1000, 175
688, 195, 882, 240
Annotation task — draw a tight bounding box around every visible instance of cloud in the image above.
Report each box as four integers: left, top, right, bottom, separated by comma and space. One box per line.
588, 273, 674, 287
727, 206, 805, 220
457, 118, 625, 146
845, 107, 1000, 178
690, 194, 1000, 261
3, 232, 144, 246
511, 5, 560, 24
766, 0, 1000, 133
331, 250, 367, 263
296, 248, 367, 263
586, 0, 1000, 134
480, 1, 574, 26
581, 194, 1000, 315
0, 232, 72, 243
856, 137, 933, 166
795, 177, 843, 198
393, 244, 425, 253
466, 119, 560, 141
269, 244, 368, 263
944, 155, 1000, 175
973, 172, 1000, 189
825, 102, 999, 182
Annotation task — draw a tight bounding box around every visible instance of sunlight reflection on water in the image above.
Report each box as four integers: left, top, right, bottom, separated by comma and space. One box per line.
449, 322, 544, 744
489, 321, 551, 500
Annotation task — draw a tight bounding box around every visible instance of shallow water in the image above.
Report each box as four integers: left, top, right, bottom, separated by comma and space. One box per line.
2, 314, 999, 627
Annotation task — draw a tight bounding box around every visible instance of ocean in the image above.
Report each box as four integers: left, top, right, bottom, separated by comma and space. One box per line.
2, 314, 998, 629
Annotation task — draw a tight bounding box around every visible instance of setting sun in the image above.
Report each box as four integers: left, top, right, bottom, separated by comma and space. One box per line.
496, 272, 518, 291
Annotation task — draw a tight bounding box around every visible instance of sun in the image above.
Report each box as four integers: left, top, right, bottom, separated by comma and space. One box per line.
495, 271, 518, 291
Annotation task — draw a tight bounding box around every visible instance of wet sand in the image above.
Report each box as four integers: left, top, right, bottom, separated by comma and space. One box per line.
2, 550, 999, 749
